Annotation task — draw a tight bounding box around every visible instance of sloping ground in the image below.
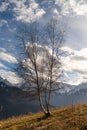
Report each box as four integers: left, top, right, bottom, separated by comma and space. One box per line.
0, 104, 87, 130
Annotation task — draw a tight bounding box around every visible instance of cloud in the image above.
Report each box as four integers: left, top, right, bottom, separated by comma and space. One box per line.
1, 0, 86, 24
8, 0, 45, 22
0, 70, 22, 84
0, 48, 6, 52
0, 0, 86, 24
63, 48, 87, 71
73, 69, 87, 75
0, 52, 17, 63
0, 50, 22, 84
64, 15, 87, 49
0, 2, 9, 12
71, 55, 87, 61
0, 19, 8, 27
62, 47, 87, 84
55, 0, 87, 16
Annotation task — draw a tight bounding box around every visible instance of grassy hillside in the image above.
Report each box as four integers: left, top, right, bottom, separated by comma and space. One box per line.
0, 104, 87, 130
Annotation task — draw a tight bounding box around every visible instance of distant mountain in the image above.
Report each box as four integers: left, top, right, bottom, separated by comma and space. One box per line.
0, 79, 40, 119
51, 85, 87, 108
68, 82, 87, 94
0, 77, 13, 87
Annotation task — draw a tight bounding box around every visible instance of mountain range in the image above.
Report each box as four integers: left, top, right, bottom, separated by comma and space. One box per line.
0, 77, 87, 119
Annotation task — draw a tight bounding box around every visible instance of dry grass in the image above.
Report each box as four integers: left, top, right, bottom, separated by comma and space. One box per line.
0, 103, 87, 130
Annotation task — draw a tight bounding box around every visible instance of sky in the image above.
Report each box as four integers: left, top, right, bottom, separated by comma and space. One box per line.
0, 0, 87, 85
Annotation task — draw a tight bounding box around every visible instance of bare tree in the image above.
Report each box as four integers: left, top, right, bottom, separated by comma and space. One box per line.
17, 19, 65, 116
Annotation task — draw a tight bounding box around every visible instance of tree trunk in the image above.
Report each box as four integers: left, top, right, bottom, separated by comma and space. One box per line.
38, 94, 51, 117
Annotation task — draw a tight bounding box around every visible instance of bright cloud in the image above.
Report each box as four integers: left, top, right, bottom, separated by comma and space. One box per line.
8, 0, 45, 22
62, 47, 87, 85
0, 69, 22, 84
1, 0, 86, 23
0, 51, 22, 84
0, 52, 17, 63
0, 0, 86, 23
55, 0, 87, 15
0, 2, 9, 12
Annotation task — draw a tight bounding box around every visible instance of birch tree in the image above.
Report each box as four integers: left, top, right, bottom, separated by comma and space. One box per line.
17, 19, 65, 116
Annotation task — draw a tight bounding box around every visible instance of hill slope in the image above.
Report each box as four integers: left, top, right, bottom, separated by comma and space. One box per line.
0, 104, 87, 130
